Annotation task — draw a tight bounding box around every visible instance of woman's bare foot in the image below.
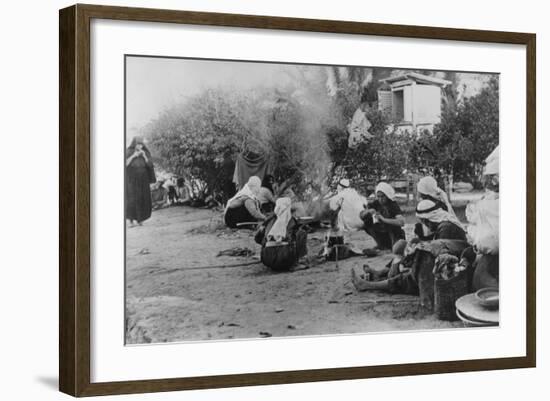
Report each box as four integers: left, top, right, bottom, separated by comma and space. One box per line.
363, 264, 386, 280
351, 267, 370, 292
362, 264, 374, 274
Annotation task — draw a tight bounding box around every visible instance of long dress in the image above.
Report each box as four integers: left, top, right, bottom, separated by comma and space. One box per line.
255, 216, 307, 271
126, 154, 155, 223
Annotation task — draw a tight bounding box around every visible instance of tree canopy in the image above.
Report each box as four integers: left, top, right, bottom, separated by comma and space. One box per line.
141, 66, 499, 203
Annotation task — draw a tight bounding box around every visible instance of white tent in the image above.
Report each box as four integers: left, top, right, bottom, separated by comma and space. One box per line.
484, 145, 499, 175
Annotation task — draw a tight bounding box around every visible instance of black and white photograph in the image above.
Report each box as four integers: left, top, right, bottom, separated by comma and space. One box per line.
124, 56, 500, 344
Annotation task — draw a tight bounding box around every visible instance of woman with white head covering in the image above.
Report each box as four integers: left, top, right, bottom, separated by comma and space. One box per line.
328, 178, 369, 232
267, 197, 293, 242
255, 197, 308, 271
417, 176, 457, 219
359, 182, 406, 250
414, 199, 466, 241
224, 176, 267, 228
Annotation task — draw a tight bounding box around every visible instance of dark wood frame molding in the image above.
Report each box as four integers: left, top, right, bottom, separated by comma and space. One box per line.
59, 3, 536, 397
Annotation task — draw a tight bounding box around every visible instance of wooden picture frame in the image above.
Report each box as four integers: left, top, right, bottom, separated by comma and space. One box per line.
59, 3, 536, 397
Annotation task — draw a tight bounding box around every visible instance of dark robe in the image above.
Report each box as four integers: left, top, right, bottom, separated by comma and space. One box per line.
255, 216, 307, 271
415, 220, 467, 242
126, 147, 155, 222
361, 199, 406, 249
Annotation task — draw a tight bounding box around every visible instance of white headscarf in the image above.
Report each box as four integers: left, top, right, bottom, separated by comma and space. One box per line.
417, 176, 457, 218
336, 178, 350, 194
225, 176, 261, 211
416, 199, 462, 229
375, 182, 396, 201
267, 197, 293, 242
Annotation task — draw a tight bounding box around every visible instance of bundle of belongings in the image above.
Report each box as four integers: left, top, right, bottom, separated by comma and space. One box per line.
389, 239, 472, 309
254, 198, 308, 271
432, 251, 478, 321
433, 254, 467, 280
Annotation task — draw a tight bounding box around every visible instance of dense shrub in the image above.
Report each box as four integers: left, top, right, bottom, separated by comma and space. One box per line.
142, 68, 498, 204
411, 75, 499, 184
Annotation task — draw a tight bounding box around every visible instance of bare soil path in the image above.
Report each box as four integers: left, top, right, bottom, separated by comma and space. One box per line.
126, 206, 462, 344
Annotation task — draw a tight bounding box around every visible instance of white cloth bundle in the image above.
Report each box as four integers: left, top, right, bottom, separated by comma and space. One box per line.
267, 197, 293, 242
466, 197, 499, 255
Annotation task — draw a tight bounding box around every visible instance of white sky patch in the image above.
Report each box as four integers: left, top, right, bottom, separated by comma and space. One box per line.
126, 56, 494, 142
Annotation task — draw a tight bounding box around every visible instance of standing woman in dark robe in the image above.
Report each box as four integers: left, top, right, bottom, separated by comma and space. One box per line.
126, 136, 156, 226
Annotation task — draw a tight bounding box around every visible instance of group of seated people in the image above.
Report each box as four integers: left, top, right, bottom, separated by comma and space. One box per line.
352, 175, 499, 307
224, 175, 307, 271
151, 175, 191, 210
222, 173, 499, 299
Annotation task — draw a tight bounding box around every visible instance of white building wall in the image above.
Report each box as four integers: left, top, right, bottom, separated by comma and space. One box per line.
413, 85, 442, 124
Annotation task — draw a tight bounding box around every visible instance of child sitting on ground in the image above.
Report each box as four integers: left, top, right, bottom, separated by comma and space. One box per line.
351, 239, 420, 295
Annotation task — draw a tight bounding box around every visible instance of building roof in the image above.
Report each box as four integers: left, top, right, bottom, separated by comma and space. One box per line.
381, 72, 452, 87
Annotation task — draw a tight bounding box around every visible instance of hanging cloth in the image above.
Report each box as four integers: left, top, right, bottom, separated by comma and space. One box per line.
232, 151, 269, 190
347, 108, 373, 148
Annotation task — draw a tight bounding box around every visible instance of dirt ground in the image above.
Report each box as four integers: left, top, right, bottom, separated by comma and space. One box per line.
125, 205, 468, 344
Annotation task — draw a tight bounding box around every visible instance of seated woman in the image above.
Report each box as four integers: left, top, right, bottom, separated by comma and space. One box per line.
258, 174, 276, 214
359, 182, 405, 251
224, 176, 267, 228
255, 197, 307, 271
150, 179, 168, 210
417, 176, 457, 218
414, 199, 466, 241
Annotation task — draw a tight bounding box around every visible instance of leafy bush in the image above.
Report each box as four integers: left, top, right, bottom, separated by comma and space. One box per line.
145, 89, 248, 203
142, 67, 498, 205
325, 109, 415, 194
411, 75, 499, 184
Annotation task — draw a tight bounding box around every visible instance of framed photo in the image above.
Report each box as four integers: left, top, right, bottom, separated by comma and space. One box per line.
59, 4, 536, 397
